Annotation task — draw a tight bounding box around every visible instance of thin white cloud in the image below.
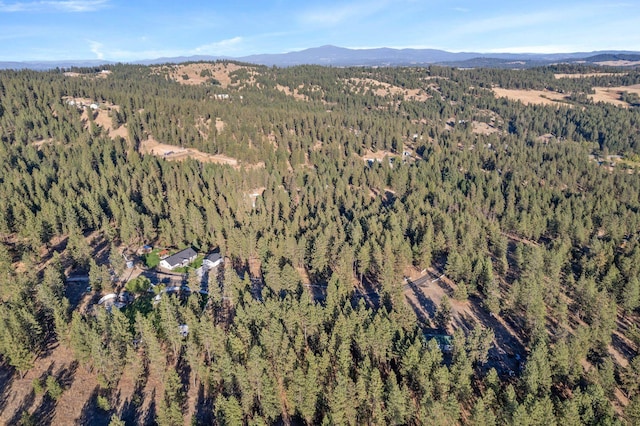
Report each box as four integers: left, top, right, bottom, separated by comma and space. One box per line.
193, 36, 243, 55
0, 0, 108, 12
88, 39, 104, 59
80, 36, 245, 61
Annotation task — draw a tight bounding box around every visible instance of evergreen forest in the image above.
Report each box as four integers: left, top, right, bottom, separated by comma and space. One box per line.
1, 62, 640, 425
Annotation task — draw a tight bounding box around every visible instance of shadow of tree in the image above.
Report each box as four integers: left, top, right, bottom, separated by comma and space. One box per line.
29, 390, 57, 426
0, 363, 16, 414
351, 289, 380, 310
406, 297, 430, 325
14, 360, 80, 426
5, 389, 35, 426
38, 336, 61, 360
57, 360, 79, 389
465, 296, 526, 376
140, 388, 157, 426
66, 280, 90, 312
434, 276, 454, 295
407, 280, 438, 318
192, 384, 214, 425
611, 333, 636, 363
119, 366, 149, 425
75, 385, 111, 426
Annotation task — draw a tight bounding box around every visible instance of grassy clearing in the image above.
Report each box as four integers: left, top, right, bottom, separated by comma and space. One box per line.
142, 249, 161, 268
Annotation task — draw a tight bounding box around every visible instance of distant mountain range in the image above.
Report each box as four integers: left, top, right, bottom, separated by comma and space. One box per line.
2, 45, 640, 70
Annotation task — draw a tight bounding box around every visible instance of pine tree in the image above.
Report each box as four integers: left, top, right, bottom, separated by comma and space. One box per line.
435, 295, 452, 331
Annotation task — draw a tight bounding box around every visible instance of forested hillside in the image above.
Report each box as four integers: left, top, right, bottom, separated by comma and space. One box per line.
1, 63, 640, 425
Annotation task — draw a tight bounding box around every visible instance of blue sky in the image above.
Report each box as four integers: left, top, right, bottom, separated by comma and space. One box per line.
0, 0, 638, 61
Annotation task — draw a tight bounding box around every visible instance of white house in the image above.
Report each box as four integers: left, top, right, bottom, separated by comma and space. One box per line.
159, 247, 197, 270
203, 249, 223, 270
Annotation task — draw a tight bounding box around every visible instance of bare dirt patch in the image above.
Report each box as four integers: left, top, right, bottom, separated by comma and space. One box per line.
82, 107, 129, 140
215, 118, 225, 133
65, 97, 128, 141
590, 84, 640, 107
248, 257, 262, 279
32, 138, 55, 148
195, 116, 212, 139
472, 121, 500, 135
139, 136, 239, 167
536, 133, 556, 143
275, 84, 309, 101
359, 149, 399, 162
403, 267, 526, 375
493, 88, 571, 106
0, 343, 103, 425
63, 70, 110, 79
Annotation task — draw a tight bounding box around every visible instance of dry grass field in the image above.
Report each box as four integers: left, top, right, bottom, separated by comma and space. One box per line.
89, 107, 129, 140
154, 62, 255, 88
590, 84, 640, 107
492, 88, 571, 106
595, 60, 640, 67
346, 78, 430, 101
275, 84, 310, 101
554, 72, 624, 79
494, 84, 640, 109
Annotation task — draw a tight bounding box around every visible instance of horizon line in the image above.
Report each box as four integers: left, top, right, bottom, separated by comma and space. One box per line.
2, 45, 639, 63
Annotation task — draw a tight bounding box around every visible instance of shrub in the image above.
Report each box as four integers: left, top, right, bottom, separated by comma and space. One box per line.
144, 252, 160, 268
97, 395, 111, 411
19, 411, 35, 426
46, 375, 63, 400
32, 378, 44, 394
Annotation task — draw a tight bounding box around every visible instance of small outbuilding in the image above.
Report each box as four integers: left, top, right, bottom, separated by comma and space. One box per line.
203, 249, 223, 270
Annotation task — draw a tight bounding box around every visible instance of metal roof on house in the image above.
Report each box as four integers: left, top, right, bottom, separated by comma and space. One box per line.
163, 247, 197, 268
205, 249, 222, 263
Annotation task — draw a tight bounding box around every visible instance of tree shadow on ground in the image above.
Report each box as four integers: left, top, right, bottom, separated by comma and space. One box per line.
406, 297, 431, 325
192, 384, 214, 425
5, 389, 35, 426
119, 367, 149, 425
140, 388, 157, 426
463, 297, 526, 376
29, 391, 57, 426
611, 333, 636, 363
75, 385, 111, 426
57, 360, 78, 389
66, 280, 91, 311
407, 280, 438, 318
37, 335, 62, 360
18, 360, 80, 426
0, 363, 15, 414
